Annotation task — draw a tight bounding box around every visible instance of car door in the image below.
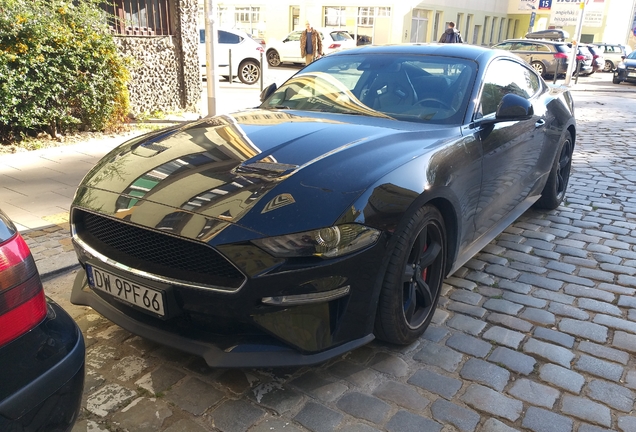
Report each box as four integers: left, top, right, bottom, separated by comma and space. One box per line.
473, 59, 548, 239
217, 30, 241, 77
279, 31, 303, 63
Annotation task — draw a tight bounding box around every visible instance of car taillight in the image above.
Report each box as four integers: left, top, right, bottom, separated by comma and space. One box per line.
553, 53, 568, 59
328, 43, 341, 49
256, 46, 264, 53
576, 54, 584, 61
0, 233, 47, 347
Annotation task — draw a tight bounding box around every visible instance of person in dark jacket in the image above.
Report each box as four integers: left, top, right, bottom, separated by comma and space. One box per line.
439, 22, 463, 43
300, 21, 323, 64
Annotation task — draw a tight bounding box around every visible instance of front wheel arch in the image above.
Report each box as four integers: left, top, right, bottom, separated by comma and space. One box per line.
374, 204, 448, 344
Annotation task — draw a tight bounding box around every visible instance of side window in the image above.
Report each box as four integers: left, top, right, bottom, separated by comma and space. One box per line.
494, 42, 514, 50
516, 43, 536, 52
286, 32, 302, 42
218, 31, 242, 44
536, 44, 550, 52
479, 60, 540, 117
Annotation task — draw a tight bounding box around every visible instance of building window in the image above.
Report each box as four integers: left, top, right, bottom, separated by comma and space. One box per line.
466, 14, 472, 43
235, 6, 259, 24
324, 6, 346, 27
482, 16, 490, 45
357, 6, 391, 26
102, 0, 172, 36
489, 17, 497, 44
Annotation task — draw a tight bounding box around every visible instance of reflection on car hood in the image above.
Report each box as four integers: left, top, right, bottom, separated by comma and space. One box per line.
623, 59, 636, 68
75, 110, 455, 236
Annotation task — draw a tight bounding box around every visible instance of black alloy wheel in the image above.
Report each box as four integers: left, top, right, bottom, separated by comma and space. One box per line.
535, 136, 573, 209
375, 205, 447, 344
267, 50, 281, 67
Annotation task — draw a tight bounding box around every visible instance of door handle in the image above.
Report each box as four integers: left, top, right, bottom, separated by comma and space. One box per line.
535, 119, 546, 128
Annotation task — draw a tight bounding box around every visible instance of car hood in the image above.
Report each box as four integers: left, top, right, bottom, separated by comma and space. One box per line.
623, 58, 636, 68
74, 110, 457, 239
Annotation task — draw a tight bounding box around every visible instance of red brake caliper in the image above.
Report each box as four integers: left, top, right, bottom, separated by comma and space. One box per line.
421, 243, 428, 281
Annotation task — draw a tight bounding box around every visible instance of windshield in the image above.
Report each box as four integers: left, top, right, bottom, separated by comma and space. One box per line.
260, 53, 477, 125
627, 51, 636, 60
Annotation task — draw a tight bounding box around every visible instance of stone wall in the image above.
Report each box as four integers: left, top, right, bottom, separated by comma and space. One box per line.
113, 0, 201, 116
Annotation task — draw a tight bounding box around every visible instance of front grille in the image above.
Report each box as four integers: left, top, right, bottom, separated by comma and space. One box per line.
73, 209, 245, 290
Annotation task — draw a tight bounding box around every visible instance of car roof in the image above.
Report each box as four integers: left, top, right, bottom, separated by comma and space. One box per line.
329, 43, 513, 63
497, 39, 566, 46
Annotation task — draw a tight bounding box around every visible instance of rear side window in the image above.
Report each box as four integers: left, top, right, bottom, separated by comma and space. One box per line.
479, 59, 541, 116
330, 31, 352, 41
219, 31, 242, 44
556, 44, 570, 53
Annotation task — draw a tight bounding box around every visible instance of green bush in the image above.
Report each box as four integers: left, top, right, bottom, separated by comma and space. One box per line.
0, 0, 130, 142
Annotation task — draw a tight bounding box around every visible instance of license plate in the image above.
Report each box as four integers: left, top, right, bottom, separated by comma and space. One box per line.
629, 72, 636, 78
86, 265, 165, 316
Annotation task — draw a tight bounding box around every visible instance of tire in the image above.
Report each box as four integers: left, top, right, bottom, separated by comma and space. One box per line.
613, 75, 621, 84
267, 50, 281, 67
375, 205, 447, 345
531, 61, 546, 77
535, 135, 573, 210
238, 60, 260, 85
604, 60, 614, 72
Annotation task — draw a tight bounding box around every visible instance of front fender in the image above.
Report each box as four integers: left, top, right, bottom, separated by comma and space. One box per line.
340, 133, 483, 276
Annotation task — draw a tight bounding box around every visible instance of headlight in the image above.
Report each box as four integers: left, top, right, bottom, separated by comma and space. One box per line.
253, 224, 381, 258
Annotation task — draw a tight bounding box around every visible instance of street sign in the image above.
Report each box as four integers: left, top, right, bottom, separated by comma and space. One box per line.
530, 12, 537, 27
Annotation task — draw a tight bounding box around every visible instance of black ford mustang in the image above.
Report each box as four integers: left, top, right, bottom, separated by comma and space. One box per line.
70, 44, 576, 367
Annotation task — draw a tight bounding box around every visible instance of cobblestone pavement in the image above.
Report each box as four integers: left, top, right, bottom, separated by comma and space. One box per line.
37, 83, 636, 432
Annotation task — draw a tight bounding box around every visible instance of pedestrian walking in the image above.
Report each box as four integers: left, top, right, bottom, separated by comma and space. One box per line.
439, 22, 463, 44
300, 21, 323, 65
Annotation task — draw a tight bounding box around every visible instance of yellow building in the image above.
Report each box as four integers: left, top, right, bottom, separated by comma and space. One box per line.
206, 0, 636, 48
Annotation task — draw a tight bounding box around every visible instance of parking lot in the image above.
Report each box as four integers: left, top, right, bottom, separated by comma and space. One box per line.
13, 71, 636, 432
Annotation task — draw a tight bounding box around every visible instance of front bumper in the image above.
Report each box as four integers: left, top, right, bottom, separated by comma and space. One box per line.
71, 270, 373, 367
614, 68, 636, 84
0, 299, 85, 432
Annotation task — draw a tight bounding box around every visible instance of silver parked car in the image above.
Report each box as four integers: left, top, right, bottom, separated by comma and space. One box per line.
594, 43, 630, 72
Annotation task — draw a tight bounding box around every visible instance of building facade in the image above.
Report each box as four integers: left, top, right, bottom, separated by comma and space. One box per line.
103, 0, 201, 115
209, 0, 636, 49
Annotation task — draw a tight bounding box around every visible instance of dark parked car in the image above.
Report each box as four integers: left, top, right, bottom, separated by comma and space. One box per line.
613, 51, 636, 84
492, 39, 570, 78
348, 32, 372, 46
572, 44, 595, 76
69, 44, 576, 368
0, 210, 84, 431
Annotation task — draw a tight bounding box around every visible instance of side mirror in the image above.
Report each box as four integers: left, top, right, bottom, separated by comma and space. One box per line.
496, 93, 534, 121
471, 93, 534, 129
260, 83, 277, 102
283, 38, 289, 43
